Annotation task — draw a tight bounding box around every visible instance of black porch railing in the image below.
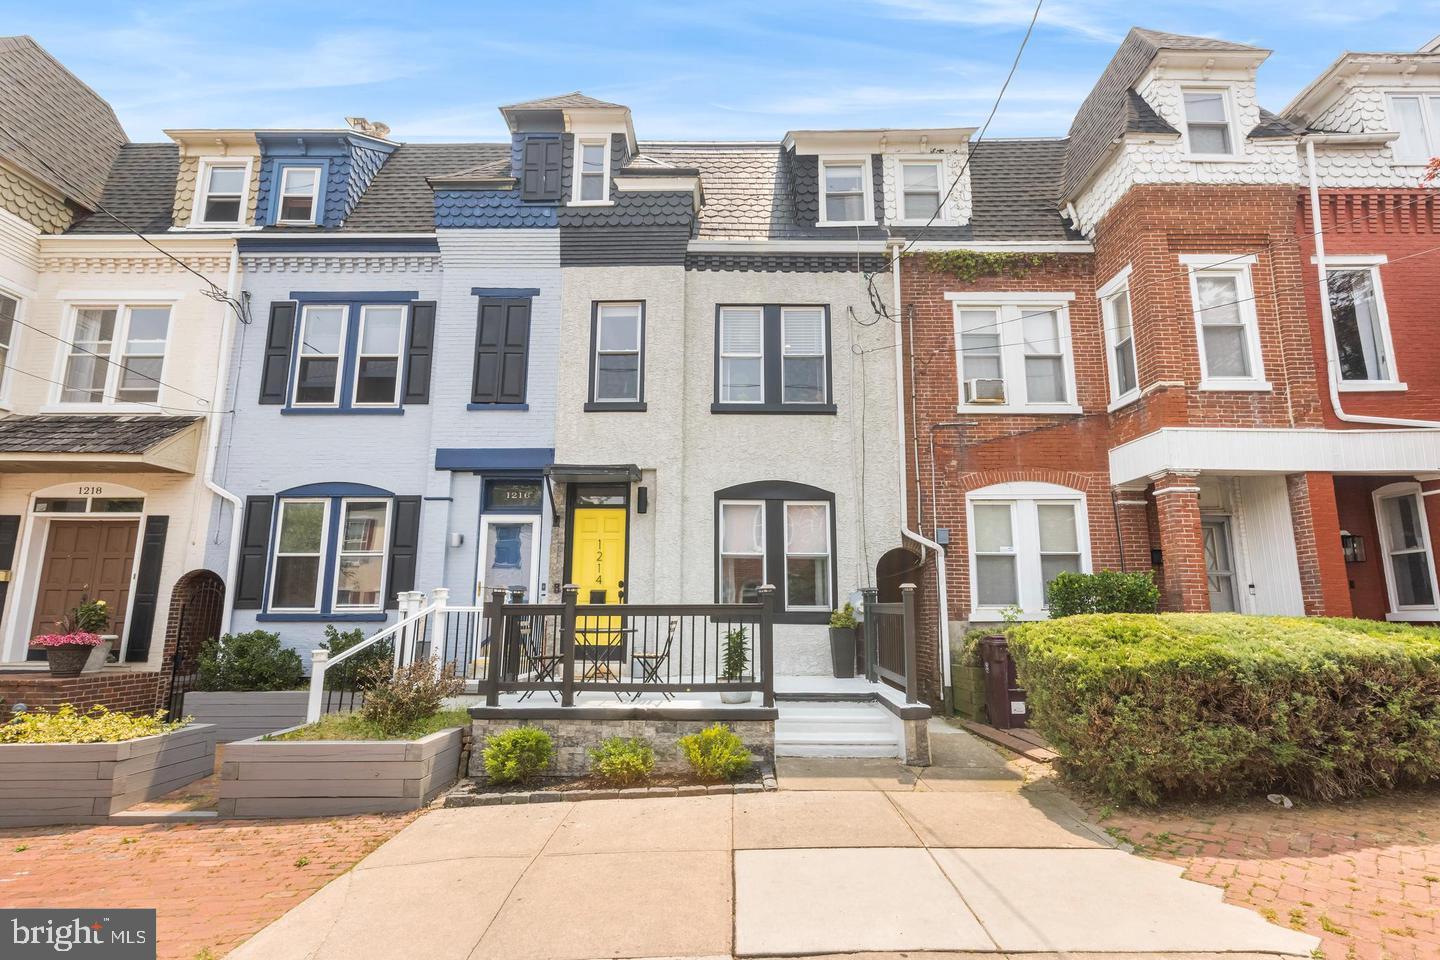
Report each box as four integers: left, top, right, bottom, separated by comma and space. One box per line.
863, 582, 919, 704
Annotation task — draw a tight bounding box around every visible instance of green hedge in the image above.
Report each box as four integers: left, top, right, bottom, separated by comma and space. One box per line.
1007, 613, 1440, 805
1046, 571, 1159, 617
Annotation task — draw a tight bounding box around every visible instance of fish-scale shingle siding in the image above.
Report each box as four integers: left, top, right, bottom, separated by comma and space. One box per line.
434, 189, 558, 228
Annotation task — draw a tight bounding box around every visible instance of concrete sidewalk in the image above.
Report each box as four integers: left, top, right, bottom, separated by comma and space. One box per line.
229, 724, 1319, 960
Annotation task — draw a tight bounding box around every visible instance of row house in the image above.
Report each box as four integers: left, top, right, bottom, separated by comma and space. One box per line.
906, 28, 1440, 705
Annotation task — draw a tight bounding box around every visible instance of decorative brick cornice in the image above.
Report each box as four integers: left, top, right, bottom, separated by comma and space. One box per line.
39, 254, 233, 274
240, 254, 441, 274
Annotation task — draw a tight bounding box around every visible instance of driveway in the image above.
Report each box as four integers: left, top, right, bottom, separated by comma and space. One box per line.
231, 723, 1318, 960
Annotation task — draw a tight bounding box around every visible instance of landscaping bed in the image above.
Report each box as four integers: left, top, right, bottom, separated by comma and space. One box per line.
1008, 613, 1440, 805
0, 706, 216, 826
445, 763, 777, 806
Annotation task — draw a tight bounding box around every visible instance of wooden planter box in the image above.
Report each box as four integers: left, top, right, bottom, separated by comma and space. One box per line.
952, 665, 989, 723
182, 691, 310, 743
219, 726, 464, 819
0, 723, 217, 827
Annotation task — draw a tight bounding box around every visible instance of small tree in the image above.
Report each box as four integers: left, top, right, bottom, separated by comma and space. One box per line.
359, 658, 463, 736
721, 626, 749, 681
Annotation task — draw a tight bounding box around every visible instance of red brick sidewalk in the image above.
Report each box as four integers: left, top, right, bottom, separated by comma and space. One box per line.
1096, 790, 1440, 960
2, 813, 418, 959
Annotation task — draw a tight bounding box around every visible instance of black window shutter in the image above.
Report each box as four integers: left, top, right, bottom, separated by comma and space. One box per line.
402, 301, 435, 404
541, 139, 562, 198
0, 515, 19, 628
233, 496, 274, 610
123, 516, 168, 662
472, 299, 531, 404
521, 137, 562, 201
259, 302, 297, 404
385, 497, 421, 608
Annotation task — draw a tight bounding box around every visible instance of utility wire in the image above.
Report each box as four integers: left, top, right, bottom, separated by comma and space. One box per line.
0, 362, 223, 416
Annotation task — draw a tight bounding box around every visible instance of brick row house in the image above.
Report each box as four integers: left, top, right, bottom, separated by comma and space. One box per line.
0, 27, 1437, 728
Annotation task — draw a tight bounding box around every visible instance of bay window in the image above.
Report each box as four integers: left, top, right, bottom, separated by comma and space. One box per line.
967, 482, 1089, 620
60, 304, 171, 406
1326, 262, 1396, 385
950, 294, 1078, 412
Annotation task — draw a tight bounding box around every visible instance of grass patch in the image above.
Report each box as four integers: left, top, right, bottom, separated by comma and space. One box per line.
267, 709, 469, 741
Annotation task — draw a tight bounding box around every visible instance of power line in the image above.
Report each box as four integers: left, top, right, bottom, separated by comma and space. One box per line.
0, 362, 223, 416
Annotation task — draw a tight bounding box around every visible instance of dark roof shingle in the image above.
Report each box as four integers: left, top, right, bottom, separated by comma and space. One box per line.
500, 92, 626, 111
0, 35, 127, 207
66, 143, 178, 234
0, 415, 199, 454
341, 142, 507, 231
968, 139, 1077, 242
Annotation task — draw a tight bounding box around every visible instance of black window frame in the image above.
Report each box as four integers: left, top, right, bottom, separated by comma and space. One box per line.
713, 480, 838, 624
586, 300, 647, 412
712, 304, 836, 415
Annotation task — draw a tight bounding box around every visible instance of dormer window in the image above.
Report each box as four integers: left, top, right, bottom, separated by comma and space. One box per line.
574, 138, 610, 203
197, 162, 247, 224
899, 160, 944, 222
1388, 94, 1440, 163
819, 158, 871, 225
278, 166, 321, 224
1181, 88, 1236, 157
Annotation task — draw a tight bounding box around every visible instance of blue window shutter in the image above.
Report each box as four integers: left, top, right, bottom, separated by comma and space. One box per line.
259, 302, 296, 404
234, 497, 274, 610
402, 301, 435, 405
385, 497, 421, 608
123, 516, 168, 662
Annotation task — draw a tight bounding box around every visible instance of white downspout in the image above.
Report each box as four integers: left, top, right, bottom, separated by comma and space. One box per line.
889, 242, 953, 698
1306, 137, 1440, 429
204, 245, 246, 634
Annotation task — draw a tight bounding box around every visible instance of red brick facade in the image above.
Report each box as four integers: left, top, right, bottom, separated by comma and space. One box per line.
0, 670, 164, 715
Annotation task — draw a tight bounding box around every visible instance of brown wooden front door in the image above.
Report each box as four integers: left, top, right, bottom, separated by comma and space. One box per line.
28, 520, 139, 646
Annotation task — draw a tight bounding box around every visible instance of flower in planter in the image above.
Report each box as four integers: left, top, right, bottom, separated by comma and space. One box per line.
62, 595, 111, 635
30, 632, 107, 648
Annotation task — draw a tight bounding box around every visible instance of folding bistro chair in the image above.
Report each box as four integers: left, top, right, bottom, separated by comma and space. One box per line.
629, 617, 677, 701
517, 614, 562, 702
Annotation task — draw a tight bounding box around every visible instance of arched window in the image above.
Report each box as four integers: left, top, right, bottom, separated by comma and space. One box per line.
966, 481, 1090, 621
715, 480, 836, 623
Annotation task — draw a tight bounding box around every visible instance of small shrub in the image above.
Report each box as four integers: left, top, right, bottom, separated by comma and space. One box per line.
721, 626, 749, 681
320, 625, 392, 690
1009, 613, 1440, 805
590, 736, 655, 786
195, 631, 304, 692
484, 727, 554, 784
829, 603, 858, 629
268, 708, 468, 742
1045, 571, 1160, 618
359, 658, 463, 736
678, 724, 752, 782
1, 704, 187, 744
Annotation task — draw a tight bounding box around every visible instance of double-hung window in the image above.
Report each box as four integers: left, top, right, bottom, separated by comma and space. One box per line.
719, 501, 766, 604
968, 482, 1088, 620
1182, 88, 1236, 157
60, 304, 171, 406
293, 305, 347, 406
0, 291, 15, 400
589, 302, 644, 408
1326, 260, 1397, 386
899, 160, 943, 222
716, 305, 833, 412
784, 502, 831, 610
717, 482, 837, 619
818, 157, 872, 225
1387, 93, 1440, 164
353, 305, 405, 406
1183, 255, 1267, 390
951, 295, 1078, 412
1098, 267, 1139, 405
268, 497, 392, 613
1374, 483, 1438, 616
197, 162, 247, 224
277, 166, 321, 224
334, 500, 390, 609
574, 139, 609, 203
270, 499, 328, 612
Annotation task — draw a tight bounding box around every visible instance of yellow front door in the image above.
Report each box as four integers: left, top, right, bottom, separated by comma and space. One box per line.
571, 508, 627, 651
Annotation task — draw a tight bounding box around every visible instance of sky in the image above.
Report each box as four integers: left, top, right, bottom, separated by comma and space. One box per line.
5, 1, 1438, 144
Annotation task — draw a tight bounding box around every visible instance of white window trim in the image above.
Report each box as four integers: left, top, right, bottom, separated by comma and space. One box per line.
949, 293, 1081, 414
1179, 84, 1242, 160
718, 306, 765, 405
276, 165, 323, 225
593, 302, 643, 403
783, 500, 832, 612
1372, 481, 1440, 620
1182, 255, 1271, 392
191, 156, 253, 227
331, 498, 392, 612
966, 481, 1091, 622
1384, 90, 1440, 165
894, 156, 950, 226
51, 302, 172, 409
1097, 264, 1140, 410
0, 284, 24, 410
1321, 256, 1405, 392
818, 155, 875, 227
780, 306, 828, 405
571, 137, 613, 206
269, 498, 330, 614
718, 499, 767, 603
291, 304, 349, 408
351, 304, 407, 408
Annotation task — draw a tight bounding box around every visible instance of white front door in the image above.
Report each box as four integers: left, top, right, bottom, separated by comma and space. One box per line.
476, 516, 540, 603
1202, 518, 1238, 612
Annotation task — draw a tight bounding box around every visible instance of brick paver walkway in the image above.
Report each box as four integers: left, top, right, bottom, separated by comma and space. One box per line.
1095, 790, 1440, 960
1, 813, 418, 959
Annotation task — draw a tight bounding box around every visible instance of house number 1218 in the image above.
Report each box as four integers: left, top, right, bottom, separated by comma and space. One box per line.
78, 486, 103, 495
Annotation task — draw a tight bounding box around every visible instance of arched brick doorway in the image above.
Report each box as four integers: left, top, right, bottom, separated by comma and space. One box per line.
875, 547, 923, 603
161, 569, 224, 716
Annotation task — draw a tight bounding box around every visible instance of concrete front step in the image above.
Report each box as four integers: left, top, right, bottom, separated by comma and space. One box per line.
775, 700, 900, 759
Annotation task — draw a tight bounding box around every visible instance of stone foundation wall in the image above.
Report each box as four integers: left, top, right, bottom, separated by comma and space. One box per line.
469, 716, 775, 779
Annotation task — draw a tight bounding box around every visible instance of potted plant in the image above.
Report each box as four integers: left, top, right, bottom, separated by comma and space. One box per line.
31, 596, 111, 677
719, 625, 752, 704
828, 603, 858, 678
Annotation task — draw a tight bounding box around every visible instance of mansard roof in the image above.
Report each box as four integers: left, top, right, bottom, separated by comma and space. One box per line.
67, 143, 178, 234
341, 142, 508, 232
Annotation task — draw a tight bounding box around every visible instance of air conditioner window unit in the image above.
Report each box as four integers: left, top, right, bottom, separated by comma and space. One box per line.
965, 378, 1006, 404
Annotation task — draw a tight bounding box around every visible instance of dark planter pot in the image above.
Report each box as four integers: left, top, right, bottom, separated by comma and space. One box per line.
829, 626, 857, 678
45, 644, 94, 678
